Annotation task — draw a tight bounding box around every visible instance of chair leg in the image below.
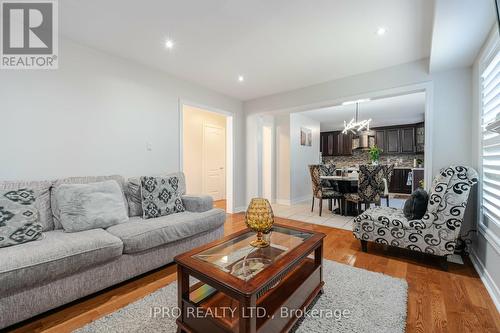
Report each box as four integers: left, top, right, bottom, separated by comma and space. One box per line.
386, 196, 390, 207
319, 199, 323, 217
439, 257, 448, 271
311, 197, 315, 212
360, 240, 368, 252
357, 202, 362, 214
328, 199, 332, 211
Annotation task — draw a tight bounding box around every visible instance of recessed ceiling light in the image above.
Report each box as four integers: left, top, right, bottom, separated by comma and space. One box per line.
238, 75, 244, 82
165, 39, 174, 49
376, 27, 387, 36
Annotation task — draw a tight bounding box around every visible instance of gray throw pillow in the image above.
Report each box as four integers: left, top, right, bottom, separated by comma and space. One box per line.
56, 180, 129, 232
127, 172, 186, 217
403, 189, 429, 220
0, 188, 43, 248
140, 176, 185, 219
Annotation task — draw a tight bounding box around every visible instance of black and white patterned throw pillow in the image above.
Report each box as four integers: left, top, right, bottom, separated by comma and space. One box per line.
140, 176, 185, 219
0, 188, 42, 248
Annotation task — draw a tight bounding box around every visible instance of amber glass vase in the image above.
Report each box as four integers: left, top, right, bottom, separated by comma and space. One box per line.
245, 198, 274, 248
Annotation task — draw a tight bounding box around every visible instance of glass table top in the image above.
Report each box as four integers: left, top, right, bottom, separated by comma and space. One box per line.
192, 226, 313, 281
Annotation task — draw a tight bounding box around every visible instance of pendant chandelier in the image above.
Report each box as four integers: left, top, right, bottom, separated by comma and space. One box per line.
342, 102, 372, 135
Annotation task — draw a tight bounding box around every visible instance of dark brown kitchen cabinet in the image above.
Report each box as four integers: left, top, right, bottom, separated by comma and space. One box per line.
375, 130, 385, 150
320, 132, 334, 156
327, 133, 334, 155
389, 169, 412, 194
373, 122, 423, 154
339, 132, 353, 156
415, 123, 425, 153
333, 132, 343, 156
320, 131, 352, 156
320, 132, 327, 154
319, 133, 326, 155
412, 169, 424, 192
386, 129, 400, 154
400, 127, 416, 153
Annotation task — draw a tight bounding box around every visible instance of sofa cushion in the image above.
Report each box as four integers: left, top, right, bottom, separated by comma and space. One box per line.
106, 208, 225, 254
181, 195, 213, 212
51, 175, 128, 229
355, 206, 426, 230
140, 176, 185, 219
56, 180, 129, 232
0, 180, 54, 231
127, 172, 186, 217
0, 229, 123, 297
0, 188, 43, 248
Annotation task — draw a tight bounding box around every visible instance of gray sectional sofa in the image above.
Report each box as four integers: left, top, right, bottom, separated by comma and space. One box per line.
0, 173, 225, 329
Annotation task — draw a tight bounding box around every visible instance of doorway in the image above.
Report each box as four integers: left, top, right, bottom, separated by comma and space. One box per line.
181, 103, 234, 212
202, 124, 226, 200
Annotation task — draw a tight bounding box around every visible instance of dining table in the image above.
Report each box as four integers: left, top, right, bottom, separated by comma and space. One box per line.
320, 174, 360, 216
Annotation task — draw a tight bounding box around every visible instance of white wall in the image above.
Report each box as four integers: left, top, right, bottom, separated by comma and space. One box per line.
245, 113, 261, 205
290, 113, 320, 203
261, 115, 275, 202
275, 114, 291, 204
245, 114, 277, 206
470, 27, 500, 311
248, 112, 319, 205
432, 67, 473, 170
182, 105, 226, 195
244, 59, 430, 114
0, 38, 246, 209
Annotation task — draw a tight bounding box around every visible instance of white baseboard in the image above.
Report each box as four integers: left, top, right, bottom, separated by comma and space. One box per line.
469, 248, 500, 313
275, 198, 291, 205
233, 206, 246, 213
291, 195, 311, 205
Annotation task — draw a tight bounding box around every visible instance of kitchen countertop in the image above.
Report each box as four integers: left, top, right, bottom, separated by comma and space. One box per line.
339, 166, 424, 171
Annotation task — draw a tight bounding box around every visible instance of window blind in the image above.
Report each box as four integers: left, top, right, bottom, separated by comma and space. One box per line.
481, 46, 500, 227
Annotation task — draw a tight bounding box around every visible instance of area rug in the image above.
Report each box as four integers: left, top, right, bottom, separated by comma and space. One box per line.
75, 260, 408, 333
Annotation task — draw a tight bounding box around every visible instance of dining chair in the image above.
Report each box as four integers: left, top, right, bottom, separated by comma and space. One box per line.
380, 164, 395, 206
344, 164, 388, 214
308, 164, 343, 216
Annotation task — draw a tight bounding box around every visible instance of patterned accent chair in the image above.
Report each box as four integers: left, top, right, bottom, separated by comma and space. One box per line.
353, 165, 478, 267
309, 164, 343, 216
345, 165, 389, 213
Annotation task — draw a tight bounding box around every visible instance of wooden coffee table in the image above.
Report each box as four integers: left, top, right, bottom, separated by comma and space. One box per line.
174, 224, 325, 333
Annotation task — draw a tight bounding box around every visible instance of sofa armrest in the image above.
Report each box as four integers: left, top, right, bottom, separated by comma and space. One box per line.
181, 195, 213, 212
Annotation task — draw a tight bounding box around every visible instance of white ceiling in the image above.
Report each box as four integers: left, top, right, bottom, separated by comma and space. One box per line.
302, 92, 425, 131
429, 0, 496, 73
60, 0, 433, 100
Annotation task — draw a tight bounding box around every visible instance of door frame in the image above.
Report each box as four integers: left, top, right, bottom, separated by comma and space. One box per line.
202, 122, 226, 200
179, 99, 235, 213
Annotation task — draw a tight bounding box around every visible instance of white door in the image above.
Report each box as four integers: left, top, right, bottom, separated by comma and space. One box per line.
203, 124, 226, 200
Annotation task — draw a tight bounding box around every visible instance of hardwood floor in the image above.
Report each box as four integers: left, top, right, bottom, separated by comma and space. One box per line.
213, 199, 226, 210
7, 212, 500, 333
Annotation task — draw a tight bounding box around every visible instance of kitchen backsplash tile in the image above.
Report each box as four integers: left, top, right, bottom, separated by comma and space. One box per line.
322, 150, 424, 168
